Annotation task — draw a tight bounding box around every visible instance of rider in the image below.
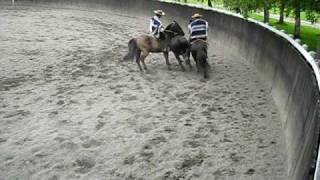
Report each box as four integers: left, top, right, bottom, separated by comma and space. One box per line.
188, 13, 208, 43
150, 10, 166, 40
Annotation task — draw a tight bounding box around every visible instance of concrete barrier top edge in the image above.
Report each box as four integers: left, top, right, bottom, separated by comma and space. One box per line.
158, 0, 320, 93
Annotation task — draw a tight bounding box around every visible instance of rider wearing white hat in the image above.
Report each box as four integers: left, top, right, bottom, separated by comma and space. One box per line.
150, 10, 166, 40
188, 13, 208, 42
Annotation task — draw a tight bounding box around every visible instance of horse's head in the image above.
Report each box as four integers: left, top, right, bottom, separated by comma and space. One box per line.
165, 21, 185, 37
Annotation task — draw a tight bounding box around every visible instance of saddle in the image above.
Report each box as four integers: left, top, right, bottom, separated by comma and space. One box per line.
190, 38, 208, 45
154, 33, 169, 52
190, 38, 209, 50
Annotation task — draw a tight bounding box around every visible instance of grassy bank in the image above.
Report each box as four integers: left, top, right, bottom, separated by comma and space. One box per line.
250, 13, 320, 51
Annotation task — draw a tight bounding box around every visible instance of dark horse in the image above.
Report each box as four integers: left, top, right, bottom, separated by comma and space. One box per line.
190, 39, 209, 78
123, 21, 190, 71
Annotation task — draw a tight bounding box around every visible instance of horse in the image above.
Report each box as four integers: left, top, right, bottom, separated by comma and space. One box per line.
123, 21, 190, 72
190, 39, 209, 79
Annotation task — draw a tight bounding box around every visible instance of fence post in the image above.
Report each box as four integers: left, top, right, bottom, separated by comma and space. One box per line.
12, 0, 14, 6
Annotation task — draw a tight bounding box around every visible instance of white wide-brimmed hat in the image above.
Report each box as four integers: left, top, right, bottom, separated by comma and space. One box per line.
154, 10, 166, 16
192, 13, 203, 18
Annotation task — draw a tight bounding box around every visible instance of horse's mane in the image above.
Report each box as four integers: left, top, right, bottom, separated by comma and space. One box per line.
165, 21, 185, 36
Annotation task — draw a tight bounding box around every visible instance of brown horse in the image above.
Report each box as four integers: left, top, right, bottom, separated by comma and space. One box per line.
123, 21, 190, 71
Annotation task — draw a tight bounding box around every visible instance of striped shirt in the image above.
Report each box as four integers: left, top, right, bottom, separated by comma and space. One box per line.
188, 19, 208, 40
150, 16, 164, 39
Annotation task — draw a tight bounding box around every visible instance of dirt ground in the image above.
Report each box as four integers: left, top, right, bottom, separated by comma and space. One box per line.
0, 4, 287, 180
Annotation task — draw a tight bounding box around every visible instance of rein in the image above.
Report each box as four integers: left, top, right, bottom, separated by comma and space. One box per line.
163, 29, 179, 36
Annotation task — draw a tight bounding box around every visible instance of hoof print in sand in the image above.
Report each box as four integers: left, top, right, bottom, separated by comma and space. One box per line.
4, 110, 30, 119
148, 136, 167, 146
175, 152, 206, 170
245, 168, 255, 175
0, 138, 7, 144
0, 76, 26, 91
95, 121, 106, 130
60, 141, 78, 150
229, 153, 244, 163
213, 169, 236, 179
182, 140, 202, 148
123, 154, 136, 165
81, 139, 102, 149
74, 156, 96, 174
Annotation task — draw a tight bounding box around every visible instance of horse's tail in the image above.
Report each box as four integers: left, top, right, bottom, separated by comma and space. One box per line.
178, 37, 191, 55
123, 38, 138, 61
184, 39, 191, 54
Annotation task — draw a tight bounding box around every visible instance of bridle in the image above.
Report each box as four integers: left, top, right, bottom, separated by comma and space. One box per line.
164, 22, 184, 37
163, 29, 179, 36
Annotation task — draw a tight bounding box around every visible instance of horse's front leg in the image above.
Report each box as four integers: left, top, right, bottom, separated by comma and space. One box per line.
163, 51, 171, 70
174, 52, 185, 72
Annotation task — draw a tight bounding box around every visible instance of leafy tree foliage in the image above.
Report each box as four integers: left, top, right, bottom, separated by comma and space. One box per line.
174, 0, 319, 37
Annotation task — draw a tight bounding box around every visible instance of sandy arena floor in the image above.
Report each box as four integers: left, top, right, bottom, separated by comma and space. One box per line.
0, 5, 287, 180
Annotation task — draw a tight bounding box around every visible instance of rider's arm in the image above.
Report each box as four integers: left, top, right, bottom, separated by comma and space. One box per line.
150, 19, 153, 33
187, 24, 192, 41
188, 24, 191, 34
159, 24, 164, 32
158, 20, 164, 32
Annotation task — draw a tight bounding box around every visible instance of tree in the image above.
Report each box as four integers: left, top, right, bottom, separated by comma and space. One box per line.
293, 0, 301, 38
194, 0, 214, 7
306, 10, 319, 24
286, 0, 320, 38
263, 1, 270, 23
278, 0, 286, 23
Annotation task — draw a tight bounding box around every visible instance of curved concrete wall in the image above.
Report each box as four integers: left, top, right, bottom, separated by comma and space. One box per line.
2, 0, 320, 179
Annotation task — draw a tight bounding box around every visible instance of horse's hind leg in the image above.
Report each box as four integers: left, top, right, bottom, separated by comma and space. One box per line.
140, 51, 149, 71
203, 63, 208, 79
163, 51, 171, 70
174, 52, 185, 72
191, 52, 200, 73
200, 58, 209, 79
136, 53, 143, 71
135, 50, 141, 62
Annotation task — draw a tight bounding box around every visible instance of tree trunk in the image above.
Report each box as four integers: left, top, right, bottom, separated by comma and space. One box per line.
208, 0, 212, 7
279, 0, 285, 23
317, 35, 320, 59
263, 3, 270, 23
294, 1, 301, 38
